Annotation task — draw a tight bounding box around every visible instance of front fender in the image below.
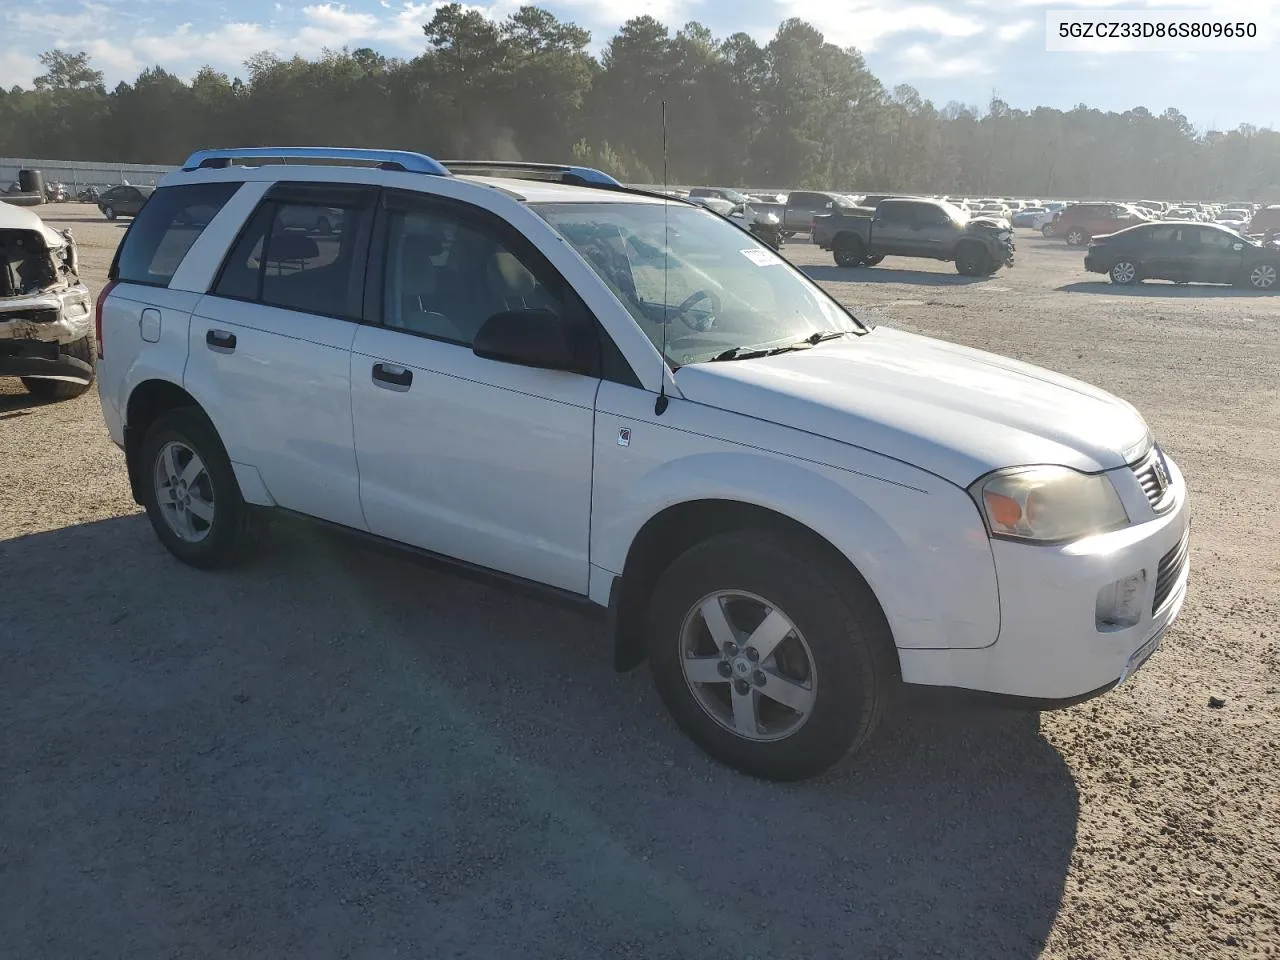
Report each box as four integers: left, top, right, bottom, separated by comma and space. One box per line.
591, 399, 1000, 651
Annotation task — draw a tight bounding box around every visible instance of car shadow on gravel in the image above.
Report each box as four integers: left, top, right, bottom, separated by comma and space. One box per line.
803, 265, 993, 287
0, 389, 49, 416
1, 515, 1079, 960
1059, 281, 1273, 298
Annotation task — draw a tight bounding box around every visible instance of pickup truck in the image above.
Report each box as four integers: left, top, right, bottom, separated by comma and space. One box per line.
780, 190, 862, 237
812, 197, 1016, 275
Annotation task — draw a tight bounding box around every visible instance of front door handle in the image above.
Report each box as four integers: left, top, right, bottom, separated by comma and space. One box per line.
372, 362, 413, 391
206, 329, 236, 352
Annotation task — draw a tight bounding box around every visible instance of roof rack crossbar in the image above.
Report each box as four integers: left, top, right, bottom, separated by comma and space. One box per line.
180, 147, 451, 176
441, 160, 622, 188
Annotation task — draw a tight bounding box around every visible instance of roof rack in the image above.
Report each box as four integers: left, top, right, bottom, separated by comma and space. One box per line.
180, 147, 451, 176
442, 161, 621, 188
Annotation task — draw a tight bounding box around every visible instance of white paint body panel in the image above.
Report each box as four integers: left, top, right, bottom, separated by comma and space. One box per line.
590, 381, 1001, 651
673, 327, 1152, 485
183, 296, 365, 530
902, 457, 1190, 697
97, 285, 203, 447
350, 326, 596, 593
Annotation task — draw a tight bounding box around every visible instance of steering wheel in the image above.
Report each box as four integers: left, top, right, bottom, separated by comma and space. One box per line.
671, 289, 721, 331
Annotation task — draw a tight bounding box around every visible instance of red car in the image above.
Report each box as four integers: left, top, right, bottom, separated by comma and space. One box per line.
1045, 203, 1147, 246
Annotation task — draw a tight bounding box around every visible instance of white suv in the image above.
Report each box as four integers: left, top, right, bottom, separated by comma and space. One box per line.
96, 147, 1191, 781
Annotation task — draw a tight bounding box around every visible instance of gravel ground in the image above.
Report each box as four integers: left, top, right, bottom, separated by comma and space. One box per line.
2, 203, 1277, 959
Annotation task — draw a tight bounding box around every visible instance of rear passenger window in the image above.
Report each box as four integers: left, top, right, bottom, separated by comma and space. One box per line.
111, 182, 240, 287
213, 195, 371, 319
878, 203, 910, 224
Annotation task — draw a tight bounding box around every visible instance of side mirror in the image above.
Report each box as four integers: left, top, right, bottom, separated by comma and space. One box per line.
472, 309, 588, 373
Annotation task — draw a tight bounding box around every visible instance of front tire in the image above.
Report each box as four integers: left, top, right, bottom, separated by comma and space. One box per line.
1110, 259, 1139, 285
645, 530, 895, 781
833, 235, 865, 267
863, 254, 885, 266
139, 407, 268, 569
1245, 262, 1278, 290
955, 243, 992, 276
1041, 224, 1054, 238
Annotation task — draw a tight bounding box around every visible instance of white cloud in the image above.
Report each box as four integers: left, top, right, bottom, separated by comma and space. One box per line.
996, 20, 1034, 42
553, 0, 697, 24
0, 49, 40, 88
0, 1, 524, 86
895, 42, 993, 78
129, 22, 285, 68
774, 1, 985, 51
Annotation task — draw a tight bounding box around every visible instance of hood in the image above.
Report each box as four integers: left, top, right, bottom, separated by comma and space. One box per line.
673, 327, 1151, 485
967, 215, 1010, 231
0, 203, 67, 249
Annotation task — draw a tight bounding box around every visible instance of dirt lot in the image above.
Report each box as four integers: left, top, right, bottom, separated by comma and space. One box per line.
3, 202, 1278, 959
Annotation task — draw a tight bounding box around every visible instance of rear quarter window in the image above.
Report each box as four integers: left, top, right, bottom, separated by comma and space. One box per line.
110, 182, 241, 287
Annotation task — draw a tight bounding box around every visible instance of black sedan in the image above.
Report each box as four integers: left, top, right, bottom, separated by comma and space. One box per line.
97, 184, 155, 221
1084, 221, 1279, 290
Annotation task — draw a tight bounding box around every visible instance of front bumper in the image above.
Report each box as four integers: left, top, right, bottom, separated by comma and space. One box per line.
0, 338, 94, 381
900, 456, 1191, 701
0, 288, 93, 346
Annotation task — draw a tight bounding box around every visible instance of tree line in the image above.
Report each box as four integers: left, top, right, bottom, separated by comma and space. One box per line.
3, 4, 1279, 201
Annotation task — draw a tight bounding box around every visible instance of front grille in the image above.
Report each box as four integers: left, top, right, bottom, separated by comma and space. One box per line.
1152, 528, 1190, 615
1132, 448, 1175, 513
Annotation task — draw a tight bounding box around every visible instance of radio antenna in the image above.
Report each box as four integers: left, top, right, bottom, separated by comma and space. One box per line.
655, 99, 670, 416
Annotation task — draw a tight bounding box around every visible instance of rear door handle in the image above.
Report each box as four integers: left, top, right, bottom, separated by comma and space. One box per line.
372, 362, 412, 391
206, 329, 236, 352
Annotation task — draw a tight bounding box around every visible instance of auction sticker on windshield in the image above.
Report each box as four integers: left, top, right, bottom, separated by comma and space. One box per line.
741, 248, 779, 266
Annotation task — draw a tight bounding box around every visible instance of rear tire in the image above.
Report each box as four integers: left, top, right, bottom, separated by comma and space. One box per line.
1109, 260, 1140, 285
833, 235, 865, 268
645, 530, 896, 781
1041, 224, 1054, 238
103, 205, 116, 221
20, 334, 95, 401
1065, 227, 1088, 246
138, 407, 268, 569
863, 254, 885, 266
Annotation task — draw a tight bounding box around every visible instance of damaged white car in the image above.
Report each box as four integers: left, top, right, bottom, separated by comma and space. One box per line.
0, 203, 95, 400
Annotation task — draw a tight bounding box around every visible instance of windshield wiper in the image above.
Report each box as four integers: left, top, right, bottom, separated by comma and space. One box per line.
803, 330, 849, 345
710, 330, 850, 362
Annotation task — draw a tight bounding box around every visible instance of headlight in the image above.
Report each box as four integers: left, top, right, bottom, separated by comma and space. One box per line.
969, 466, 1129, 543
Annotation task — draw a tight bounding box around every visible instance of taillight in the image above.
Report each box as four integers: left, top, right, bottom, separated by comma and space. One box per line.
94, 279, 117, 359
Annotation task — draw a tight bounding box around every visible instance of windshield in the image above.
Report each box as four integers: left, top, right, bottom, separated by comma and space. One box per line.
533, 201, 863, 366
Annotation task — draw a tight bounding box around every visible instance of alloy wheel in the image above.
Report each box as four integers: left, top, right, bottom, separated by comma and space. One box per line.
1111, 261, 1137, 284
1250, 263, 1277, 289
678, 590, 817, 742
153, 440, 215, 543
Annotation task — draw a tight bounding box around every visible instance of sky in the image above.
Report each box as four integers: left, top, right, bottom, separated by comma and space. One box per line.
2, 0, 1278, 131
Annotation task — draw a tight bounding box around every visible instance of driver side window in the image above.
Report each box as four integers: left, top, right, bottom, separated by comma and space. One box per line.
912, 205, 949, 226
1196, 229, 1234, 250
382, 207, 563, 346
